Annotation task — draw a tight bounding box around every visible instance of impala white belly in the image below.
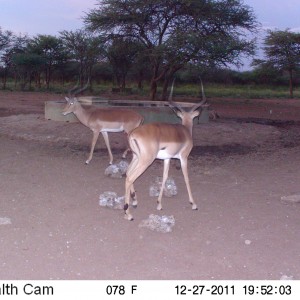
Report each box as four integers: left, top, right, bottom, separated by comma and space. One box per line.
157, 149, 180, 160
100, 126, 123, 133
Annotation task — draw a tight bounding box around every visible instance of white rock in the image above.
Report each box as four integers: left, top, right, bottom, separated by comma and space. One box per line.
281, 194, 300, 203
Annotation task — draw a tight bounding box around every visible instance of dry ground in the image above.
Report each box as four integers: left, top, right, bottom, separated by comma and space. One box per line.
0, 91, 300, 280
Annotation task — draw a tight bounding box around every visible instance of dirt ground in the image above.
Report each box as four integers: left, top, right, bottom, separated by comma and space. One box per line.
0, 90, 300, 280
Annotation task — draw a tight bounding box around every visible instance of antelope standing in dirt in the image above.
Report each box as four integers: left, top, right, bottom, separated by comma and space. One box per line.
124, 82, 207, 220
62, 85, 143, 165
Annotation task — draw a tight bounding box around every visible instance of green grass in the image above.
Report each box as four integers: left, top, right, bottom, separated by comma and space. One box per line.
2, 80, 299, 99
171, 83, 300, 99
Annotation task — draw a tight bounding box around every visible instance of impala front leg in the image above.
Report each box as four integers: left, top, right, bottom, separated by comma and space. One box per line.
86, 130, 100, 164
180, 158, 198, 210
157, 159, 171, 210
101, 131, 113, 164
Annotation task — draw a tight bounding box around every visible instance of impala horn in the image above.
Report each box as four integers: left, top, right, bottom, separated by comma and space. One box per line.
73, 79, 90, 96
168, 78, 184, 113
189, 77, 208, 112
68, 82, 80, 98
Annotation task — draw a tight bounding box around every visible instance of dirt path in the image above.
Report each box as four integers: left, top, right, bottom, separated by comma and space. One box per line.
0, 91, 300, 280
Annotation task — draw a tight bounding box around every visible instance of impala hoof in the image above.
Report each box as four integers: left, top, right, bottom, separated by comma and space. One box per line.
124, 214, 134, 221
192, 204, 198, 210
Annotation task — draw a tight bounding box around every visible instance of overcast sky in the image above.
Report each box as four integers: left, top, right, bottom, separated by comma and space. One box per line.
0, 0, 299, 70
1, 0, 299, 36
0, 0, 96, 36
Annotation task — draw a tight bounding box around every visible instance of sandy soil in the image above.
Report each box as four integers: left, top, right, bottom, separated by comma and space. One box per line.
0, 90, 300, 280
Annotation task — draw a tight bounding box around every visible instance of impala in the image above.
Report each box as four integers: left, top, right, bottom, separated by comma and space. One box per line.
62, 85, 143, 165
124, 83, 207, 221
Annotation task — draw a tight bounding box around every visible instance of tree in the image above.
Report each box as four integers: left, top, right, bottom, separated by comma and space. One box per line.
11, 53, 45, 90
0, 31, 29, 89
0, 28, 14, 89
256, 29, 300, 98
106, 38, 143, 89
85, 0, 258, 100
59, 29, 104, 86
251, 59, 282, 85
28, 35, 65, 89
0, 28, 15, 89
0, 27, 13, 50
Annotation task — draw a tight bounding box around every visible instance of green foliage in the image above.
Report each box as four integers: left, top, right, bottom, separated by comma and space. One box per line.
264, 30, 300, 70
158, 83, 299, 99
85, 0, 258, 99
0, 27, 13, 50
2, 3, 300, 101
59, 29, 105, 84
27, 35, 66, 89
11, 53, 46, 90
252, 29, 300, 98
106, 38, 143, 88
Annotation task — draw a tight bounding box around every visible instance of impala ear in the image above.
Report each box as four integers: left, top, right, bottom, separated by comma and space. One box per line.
191, 110, 200, 118
176, 111, 184, 119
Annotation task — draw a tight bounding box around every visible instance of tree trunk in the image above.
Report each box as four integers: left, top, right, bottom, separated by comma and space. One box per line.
161, 67, 181, 100
121, 75, 126, 90
149, 62, 161, 100
150, 77, 157, 100
45, 68, 49, 89
137, 70, 143, 90
2, 69, 7, 89
289, 69, 293, 98
161, 76, 171, 101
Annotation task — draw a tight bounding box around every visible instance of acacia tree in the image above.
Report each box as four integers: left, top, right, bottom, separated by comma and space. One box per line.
85, 0, 257, 100
0, 27, 13, 50
251, 59, 281, 85
0, 28, 14, 88
257, 30, 300, 98
12, 53, 46, 90
59, 29, 104, 86
1, 32, 29, 89
28, 35, 65, 89
106, 38, 144, 89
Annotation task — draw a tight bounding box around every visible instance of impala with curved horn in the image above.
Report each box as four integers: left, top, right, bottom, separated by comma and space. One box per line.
124, 80, 207, 221
62, 83, 143, 165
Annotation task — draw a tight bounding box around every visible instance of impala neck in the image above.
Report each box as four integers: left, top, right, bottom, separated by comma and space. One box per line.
72, 102, 90, 126
182, 118, 194, 136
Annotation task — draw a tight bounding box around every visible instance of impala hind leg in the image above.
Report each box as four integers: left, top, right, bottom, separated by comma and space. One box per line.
86, 131, 100, 164
130, 185, 138, 208
124, 154, 138, 221
121, 132, 132, 159
124, 180, 137, 221
124, 156, 154, 221
121, 147, 131, 159
126, 154, 139, 207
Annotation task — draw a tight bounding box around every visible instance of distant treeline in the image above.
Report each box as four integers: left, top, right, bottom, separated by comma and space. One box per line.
1, 0, 299, 98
